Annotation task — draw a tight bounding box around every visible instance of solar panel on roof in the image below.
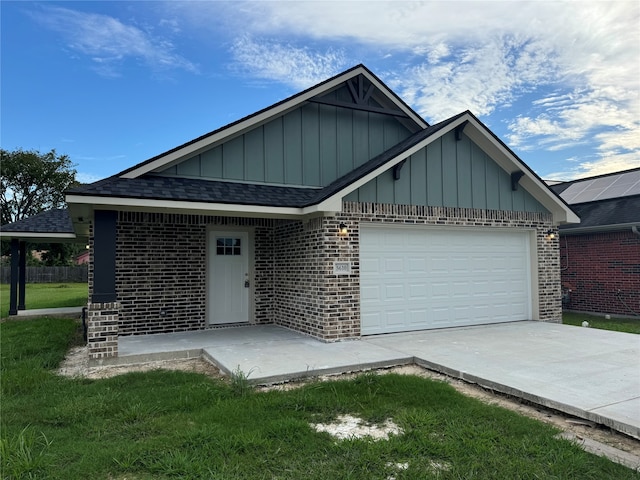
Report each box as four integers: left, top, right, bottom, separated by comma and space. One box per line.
559, 169, 640, 203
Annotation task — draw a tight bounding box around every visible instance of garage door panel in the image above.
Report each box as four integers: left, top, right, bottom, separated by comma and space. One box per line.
385, 283, 405, 299
361, 285, 380, 301
361, 226, 532, 334
408, 283, 427, 300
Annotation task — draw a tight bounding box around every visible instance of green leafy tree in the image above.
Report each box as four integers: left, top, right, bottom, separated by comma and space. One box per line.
1, 148, 78, 225
1, 148, 79, 263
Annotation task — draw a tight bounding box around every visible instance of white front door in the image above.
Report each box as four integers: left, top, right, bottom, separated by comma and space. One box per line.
209, 231, 250, 325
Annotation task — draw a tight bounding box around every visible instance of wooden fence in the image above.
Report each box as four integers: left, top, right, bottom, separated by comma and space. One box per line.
0, 266, 88, 284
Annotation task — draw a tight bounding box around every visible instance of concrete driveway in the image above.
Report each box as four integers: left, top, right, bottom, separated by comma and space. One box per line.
118, 321, 640, 439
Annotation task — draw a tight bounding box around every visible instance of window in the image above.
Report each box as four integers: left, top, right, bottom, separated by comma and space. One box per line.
216, 237, 241, 256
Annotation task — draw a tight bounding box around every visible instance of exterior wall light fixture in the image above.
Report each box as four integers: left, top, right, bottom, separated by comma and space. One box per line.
339, 222, 348, 236
546, 229, 556, 240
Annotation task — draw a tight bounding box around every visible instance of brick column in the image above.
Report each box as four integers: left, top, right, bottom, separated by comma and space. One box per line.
87, 302, 119, 364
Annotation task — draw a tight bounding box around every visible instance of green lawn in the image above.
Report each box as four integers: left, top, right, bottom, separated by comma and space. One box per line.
1, 319, 636, 479
0, 283, 87, 318
563, 312, 640, 334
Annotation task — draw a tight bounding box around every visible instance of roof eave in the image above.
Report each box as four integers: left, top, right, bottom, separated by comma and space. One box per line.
65, 194, 331, 220
559, 223, 640, 234
0, 231, 79, 243
460, 115, 580, 225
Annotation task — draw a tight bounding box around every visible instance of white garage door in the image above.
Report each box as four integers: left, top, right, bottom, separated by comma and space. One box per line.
360, 225, 533, 335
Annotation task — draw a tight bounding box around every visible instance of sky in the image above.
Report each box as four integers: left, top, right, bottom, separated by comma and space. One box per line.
1, 1, 639, 185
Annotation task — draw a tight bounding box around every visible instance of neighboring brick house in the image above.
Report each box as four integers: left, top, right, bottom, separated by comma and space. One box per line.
550, 169, 640, 317
2, 65, 578, 363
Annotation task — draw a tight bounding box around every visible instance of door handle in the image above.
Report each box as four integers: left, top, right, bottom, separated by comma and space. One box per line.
244, 280, 250, 288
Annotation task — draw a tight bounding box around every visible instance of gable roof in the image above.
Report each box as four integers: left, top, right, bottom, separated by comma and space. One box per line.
0, 208, 80, 242
549, 168, 640, 233
67, 109, 578, 226
118, 64, 428, 180
65, 114, 462, 225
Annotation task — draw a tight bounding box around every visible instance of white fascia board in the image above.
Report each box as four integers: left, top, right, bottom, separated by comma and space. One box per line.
461, 119, 580, 225
0, 232, 77, 241
309, 115, 468, 213
66, 194, 306, 218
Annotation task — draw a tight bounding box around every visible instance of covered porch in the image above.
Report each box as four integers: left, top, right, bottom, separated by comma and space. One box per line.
0, 209, 88, 316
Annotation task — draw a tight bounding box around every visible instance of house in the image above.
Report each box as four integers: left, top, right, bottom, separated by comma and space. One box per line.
75, 250, 90, 265
550, 168, 640, 317
3, 65, 579, 363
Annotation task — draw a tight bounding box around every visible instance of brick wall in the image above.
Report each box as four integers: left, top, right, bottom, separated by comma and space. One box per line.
87, 302, 119, 363
90, 204, 560, 345
269, 202, 560, 341
560, 230, 640, 316
271, 217, 360, 340
114, 212, 275, 336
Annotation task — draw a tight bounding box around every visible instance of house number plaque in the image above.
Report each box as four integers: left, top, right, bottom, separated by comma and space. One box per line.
333, 261, 352, 275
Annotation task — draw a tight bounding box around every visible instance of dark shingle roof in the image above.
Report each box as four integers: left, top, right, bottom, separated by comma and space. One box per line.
559, 195, 640, 231
68, 112, 466, 209
0, 209, 74, 234
68, 176, 321, 207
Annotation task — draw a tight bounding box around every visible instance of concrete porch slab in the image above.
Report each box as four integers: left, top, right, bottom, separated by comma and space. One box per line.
118, 325, 411, 378
14, 306, 83, 318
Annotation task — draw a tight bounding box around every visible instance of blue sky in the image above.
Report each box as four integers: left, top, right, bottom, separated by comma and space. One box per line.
2, 1, 639, 184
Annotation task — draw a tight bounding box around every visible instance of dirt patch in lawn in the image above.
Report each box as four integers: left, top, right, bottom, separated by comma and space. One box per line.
312, 414, 403, 441
57, 345, 222, 380
58, 348, 639, 461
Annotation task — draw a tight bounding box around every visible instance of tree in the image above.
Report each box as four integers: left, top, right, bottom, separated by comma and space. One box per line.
1, 148, 80, 263
1, 148, 78, 225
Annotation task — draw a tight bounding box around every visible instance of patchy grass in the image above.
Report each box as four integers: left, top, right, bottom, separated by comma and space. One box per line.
1, 318, 637, 479
563, 312, 640, 334
0, 282, 87, 318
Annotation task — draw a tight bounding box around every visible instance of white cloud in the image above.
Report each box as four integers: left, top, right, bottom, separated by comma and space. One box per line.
229, 36, 347, 89
386, 35, 558, 121
31, 6, 198, 77
76, 172, 105, 184
221, 1, 637, 175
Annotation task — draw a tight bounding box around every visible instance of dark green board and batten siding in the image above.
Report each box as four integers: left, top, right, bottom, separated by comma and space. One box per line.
159, 102, 415, 188
344, 131, 548, 213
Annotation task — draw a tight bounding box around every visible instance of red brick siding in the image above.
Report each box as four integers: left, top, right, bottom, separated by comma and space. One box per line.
560, 230, 640, 316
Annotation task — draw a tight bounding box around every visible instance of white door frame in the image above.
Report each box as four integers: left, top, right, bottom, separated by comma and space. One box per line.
207, 227, 254, 325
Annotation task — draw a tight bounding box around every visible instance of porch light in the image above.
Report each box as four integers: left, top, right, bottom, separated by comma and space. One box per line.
546, 229, 556, 240
339, 223, 349, 236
